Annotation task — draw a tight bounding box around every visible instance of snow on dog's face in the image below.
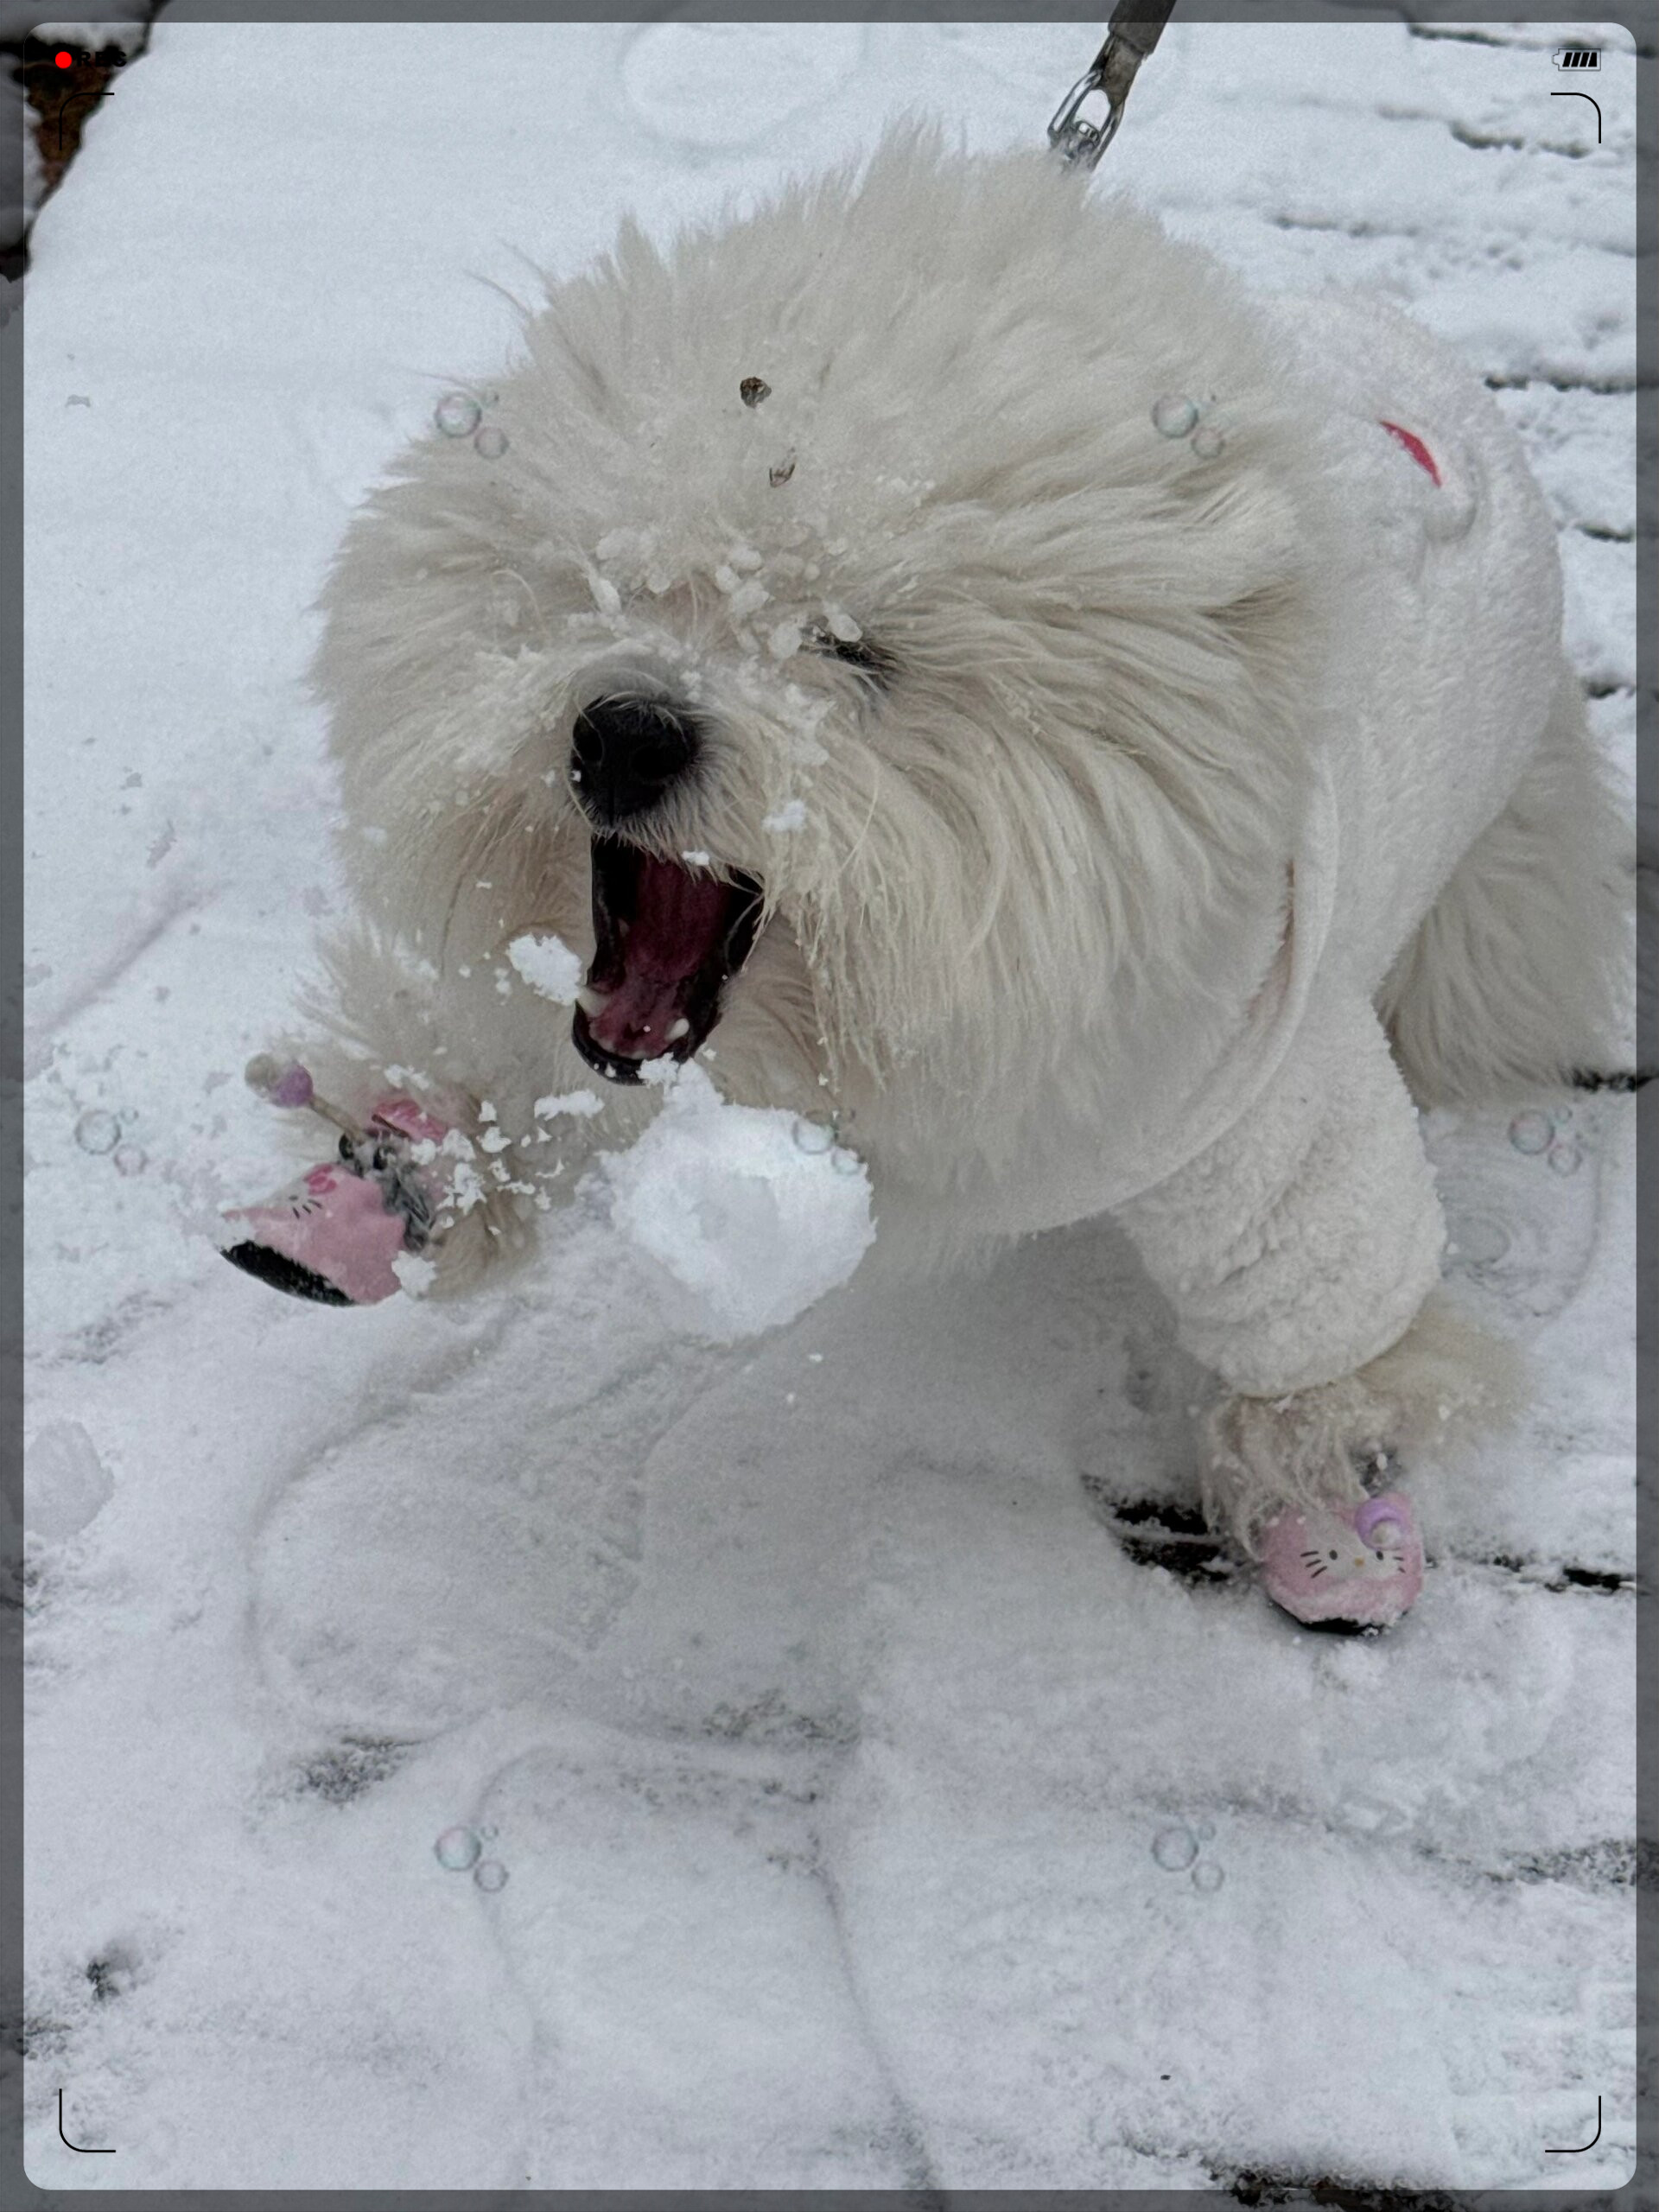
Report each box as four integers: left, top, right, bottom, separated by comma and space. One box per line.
311, 128, 1324, 1116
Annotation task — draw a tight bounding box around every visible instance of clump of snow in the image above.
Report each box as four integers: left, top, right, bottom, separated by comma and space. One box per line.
506, 932, 585, 1002
391, 1250, 438, 1296
533, 1089, 603, 1120
25, 1422, 116, 1541
594, 525, 656, 575
595, 1064, 874, 1338
421, 1126, 488, 1214
763, 799, 807, 833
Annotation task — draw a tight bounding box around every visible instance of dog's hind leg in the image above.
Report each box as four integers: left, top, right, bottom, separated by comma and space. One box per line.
1376, 664, 1633, 1107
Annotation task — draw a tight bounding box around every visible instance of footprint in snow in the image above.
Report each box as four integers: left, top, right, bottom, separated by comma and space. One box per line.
249, 1334, 702, 1738
462, 1724, 919, 2189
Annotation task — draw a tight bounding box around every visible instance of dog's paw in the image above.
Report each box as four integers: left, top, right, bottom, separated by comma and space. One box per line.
1200, 1292, 1526, 1557
1259, 1491, 1423, 1632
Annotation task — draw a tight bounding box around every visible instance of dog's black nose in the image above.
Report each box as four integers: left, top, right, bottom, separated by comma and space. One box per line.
570, 696, 701, 824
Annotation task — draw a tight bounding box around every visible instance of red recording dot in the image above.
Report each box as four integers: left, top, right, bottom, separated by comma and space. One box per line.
55, 51, 73, 69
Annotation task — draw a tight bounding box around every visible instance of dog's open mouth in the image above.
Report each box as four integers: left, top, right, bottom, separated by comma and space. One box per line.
572, 839, 765, 1085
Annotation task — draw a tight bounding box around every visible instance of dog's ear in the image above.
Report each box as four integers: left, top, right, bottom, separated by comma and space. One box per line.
1215, 570, 1308, 651
1190, 465, 1319, 671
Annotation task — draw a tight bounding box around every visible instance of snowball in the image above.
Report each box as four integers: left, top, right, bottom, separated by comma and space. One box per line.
595, 1065, 874, 1340
507, 932, 585, 1003
25, 1421, 115, 1541
763, 799, 807, 833
391, 1252, 438, 1297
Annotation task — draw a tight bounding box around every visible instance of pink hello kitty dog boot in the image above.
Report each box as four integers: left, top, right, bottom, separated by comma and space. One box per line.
1259, 1492, 1424, 1633
219, 1058, 454, 1306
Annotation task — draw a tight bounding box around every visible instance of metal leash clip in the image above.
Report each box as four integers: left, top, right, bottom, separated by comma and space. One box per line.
1047, 68, 1124, 168
1048, 4, 1175, 171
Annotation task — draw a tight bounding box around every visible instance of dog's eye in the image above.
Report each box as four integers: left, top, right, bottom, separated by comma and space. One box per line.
805, 625, 893, 684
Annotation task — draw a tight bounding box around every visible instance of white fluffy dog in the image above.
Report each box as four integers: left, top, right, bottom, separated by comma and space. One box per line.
232, 130, 1630, 1624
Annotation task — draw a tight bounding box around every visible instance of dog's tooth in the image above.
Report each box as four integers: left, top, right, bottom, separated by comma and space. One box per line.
665, 1017, 691, 1042
575, 987, 611, 1017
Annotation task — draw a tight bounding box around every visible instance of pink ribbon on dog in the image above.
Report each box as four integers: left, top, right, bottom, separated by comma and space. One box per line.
1379, 420, 1441, 486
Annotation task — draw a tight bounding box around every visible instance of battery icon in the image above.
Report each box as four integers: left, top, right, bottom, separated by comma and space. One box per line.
1552, 48, 1600, 69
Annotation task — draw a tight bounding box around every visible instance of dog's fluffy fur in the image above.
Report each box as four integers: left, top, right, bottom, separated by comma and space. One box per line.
284, 130, 1630, 1549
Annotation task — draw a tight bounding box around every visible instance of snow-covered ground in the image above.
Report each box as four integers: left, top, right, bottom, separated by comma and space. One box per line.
22, 18, 1638, 2193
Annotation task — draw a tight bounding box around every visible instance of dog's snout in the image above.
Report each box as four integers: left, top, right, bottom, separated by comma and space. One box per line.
570, 696, 701, 824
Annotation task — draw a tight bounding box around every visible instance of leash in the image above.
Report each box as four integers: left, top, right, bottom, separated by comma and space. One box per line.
1049, 3, 1177, 169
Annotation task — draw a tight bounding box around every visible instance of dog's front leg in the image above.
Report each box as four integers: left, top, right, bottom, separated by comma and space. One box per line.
1114, 987, 1522, 1626
220, 924, 637, 1306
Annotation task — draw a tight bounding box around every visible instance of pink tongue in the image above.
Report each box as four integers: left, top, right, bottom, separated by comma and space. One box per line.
588, 858, 730, 1057
588, 972, 693, 1054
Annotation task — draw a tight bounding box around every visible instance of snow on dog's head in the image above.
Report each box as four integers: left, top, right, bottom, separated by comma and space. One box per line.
310, 125, 1328, 1131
